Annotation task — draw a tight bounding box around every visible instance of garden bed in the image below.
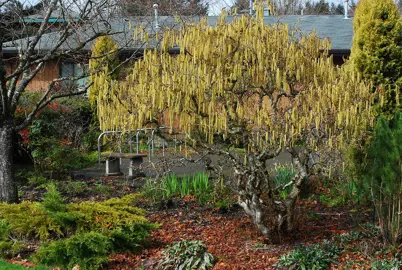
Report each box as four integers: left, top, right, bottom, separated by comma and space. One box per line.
4, 173, 400, 270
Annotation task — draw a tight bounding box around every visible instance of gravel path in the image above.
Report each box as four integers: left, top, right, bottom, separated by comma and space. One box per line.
72, 151, 294, 180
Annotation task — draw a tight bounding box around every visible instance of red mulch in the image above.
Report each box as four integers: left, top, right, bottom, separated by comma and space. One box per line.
107, 199, 371, 269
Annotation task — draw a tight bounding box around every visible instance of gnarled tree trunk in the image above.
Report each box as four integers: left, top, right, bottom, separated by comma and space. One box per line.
0, 122, 18, 203
235, 148, 309, 244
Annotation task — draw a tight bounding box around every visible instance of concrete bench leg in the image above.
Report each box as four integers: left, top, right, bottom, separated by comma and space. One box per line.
128, 157, 144, 179
105, 158, 122, 176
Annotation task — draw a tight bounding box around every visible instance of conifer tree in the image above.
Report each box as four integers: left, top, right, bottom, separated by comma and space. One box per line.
350, 0, 402, 118
363, 115, 402, 244
348, 0, 402, 243
232, 0, 250, 12
89, 36, 120, 106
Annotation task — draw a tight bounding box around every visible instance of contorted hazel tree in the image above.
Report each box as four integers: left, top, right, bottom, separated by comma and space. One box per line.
94, 4, 376, 241
0, 0, 122, 203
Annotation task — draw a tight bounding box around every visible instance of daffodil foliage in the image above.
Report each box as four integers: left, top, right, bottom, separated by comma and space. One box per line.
92, 3, 376, 240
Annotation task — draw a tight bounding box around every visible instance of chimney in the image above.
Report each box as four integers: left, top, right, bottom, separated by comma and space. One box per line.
153, 4, 159, 29
249, 0, 254, 15
344, 0, 349, 19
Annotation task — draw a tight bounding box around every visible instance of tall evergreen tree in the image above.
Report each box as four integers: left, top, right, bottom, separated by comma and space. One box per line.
89, 36, 120, 107
350, 0, 402, 118
118, 0, 208, 16
361, 115, 402, 244
304, 0, 326, 15
348, 0, 402, 244
330, 3, 344, 15
231, 0, 250, 12
314, 0, 330, 14
1, 0, 45, 42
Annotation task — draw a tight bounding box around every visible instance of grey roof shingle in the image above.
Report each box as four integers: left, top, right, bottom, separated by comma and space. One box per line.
3, 15, 353, 54
266, 15, 353, 50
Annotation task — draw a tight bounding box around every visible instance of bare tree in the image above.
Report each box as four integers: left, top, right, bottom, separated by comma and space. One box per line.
0, 0, 137, 203
117, 0, 209, 16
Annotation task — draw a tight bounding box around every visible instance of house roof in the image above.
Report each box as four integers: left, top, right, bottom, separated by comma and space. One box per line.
264, 16, 353, 51
23, 9, 80, 23
2, 15, 353, 56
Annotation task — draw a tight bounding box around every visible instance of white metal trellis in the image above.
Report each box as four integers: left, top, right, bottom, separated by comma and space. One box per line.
97, 126, 186, 164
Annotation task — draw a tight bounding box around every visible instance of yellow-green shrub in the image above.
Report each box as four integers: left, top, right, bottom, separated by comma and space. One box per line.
68, 194, 150, 232
89, 36, 120, 107
0, 221, 24, 258
350, 0, 402, 118
0, 201, 64, 240
33, 231, 111, 270
0, 187, 157, 268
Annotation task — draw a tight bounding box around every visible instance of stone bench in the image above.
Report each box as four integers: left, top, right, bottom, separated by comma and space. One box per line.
101, 153, 147, 179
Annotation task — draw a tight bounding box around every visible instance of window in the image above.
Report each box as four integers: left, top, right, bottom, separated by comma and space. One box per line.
60, 61, 88, 90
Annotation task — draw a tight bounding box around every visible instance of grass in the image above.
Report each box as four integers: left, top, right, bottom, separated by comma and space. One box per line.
0, 260, 48, 270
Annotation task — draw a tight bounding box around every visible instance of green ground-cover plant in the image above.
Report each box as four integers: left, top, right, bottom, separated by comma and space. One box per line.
0, 185, 157, 269
277, 240, 344, 269
16, 170, 54, 189
58, 181, 88, 196
0, 200, 64, 241
371, 257, 402, 269
278, 224, 386, 269
159, 240, 215, 270
333, 223, 380, 244
91, 183, 114, 197
31, 138, 97, 176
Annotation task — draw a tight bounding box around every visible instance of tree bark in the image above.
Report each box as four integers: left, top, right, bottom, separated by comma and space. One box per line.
235, 149, 309, 244
0, 123, 18, 203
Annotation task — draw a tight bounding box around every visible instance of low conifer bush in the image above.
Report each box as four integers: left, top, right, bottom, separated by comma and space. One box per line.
33, 232, 111, 270
0, 184, 157, 269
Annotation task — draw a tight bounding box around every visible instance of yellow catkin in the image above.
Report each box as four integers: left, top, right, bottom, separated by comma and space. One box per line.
93, 2, 375, 156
